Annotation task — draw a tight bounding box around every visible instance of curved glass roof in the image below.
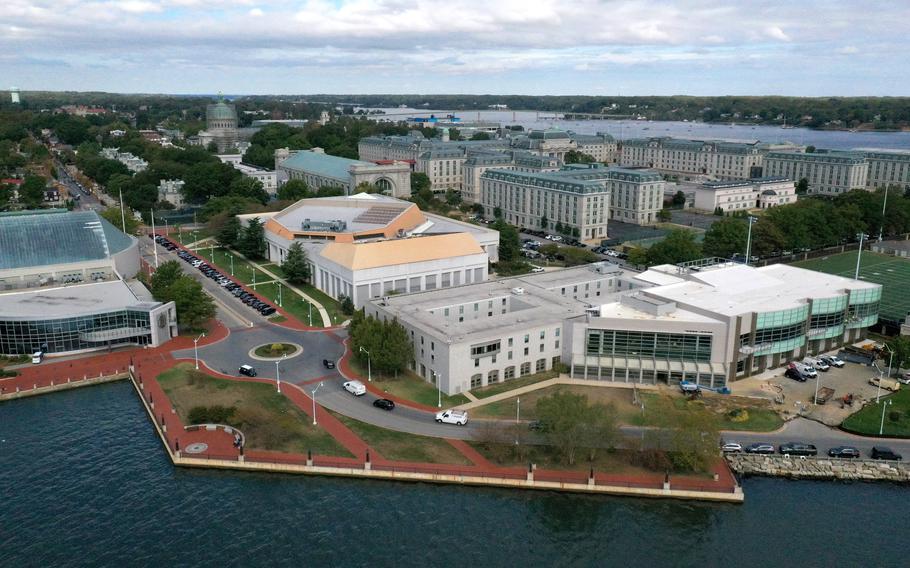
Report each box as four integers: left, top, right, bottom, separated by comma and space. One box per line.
0, 210, 134, 270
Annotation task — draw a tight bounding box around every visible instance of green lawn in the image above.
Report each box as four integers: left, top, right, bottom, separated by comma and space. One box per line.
330, 411, 471, 465
157, 363, 351, 456
348, 359, 469, 407
635, 392, 784, 432
842, 389, 910, 437
471, 370, 559, 399
792, 251, 910, 322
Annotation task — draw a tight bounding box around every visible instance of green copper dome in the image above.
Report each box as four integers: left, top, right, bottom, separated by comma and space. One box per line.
207, 100, 237, 121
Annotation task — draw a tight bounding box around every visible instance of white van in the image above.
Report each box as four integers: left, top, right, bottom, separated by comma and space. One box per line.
32, 351, 44, 364
343, 380, 367, 396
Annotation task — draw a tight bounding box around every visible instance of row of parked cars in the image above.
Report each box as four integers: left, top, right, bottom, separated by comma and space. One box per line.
153, 234, 278, 317
783, 354, 845, 382
723, 441, 902, 461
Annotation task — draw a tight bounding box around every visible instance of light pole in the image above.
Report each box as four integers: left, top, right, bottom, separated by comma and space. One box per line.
515, 397, 521, 445
275, 354, 287, 394
854, 232, 867, 280
437, 373, 442, 408
193, 333, 205, 370
278, 282, 283, 307
880, 399, 893, 436
308, 302, 313, 326
150, 209, 159, 268
229, 253, 234, 276
814, 368, 822, 406
359, 346, 371, 382
744, 216, 757, 265
311, 381, 324, 425
879, 186, 889, 242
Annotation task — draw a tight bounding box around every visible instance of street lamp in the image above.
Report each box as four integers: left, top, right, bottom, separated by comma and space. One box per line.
436, 373, 442, 408
193, 333, 205, 370
744, 216, 757, 265
854, 232, 867, 281
880, 399, 893, 436
311, 381, 324, 425
308, 302, 313, 326
879, 186, 889, 242
229, 253, 234, 276
275, 353, 287, 394
359, 346, 371, 382
278, 282, 283, 308
515, 397, 521, 445
814, 366, 823, 406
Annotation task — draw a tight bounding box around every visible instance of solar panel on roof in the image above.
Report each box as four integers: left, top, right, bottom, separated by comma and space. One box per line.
352, 206, 407, 225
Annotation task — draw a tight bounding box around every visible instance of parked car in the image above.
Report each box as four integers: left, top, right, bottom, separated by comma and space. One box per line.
807, 357, 830, 372
871, 446, 902, 461
785, 368, 807, 382
372, 398, 395, 411
721, 442, 743, 453
435, 409, 468, 425
343, 380, 366, 396
238, 364, 257, 377
322, 359, 336, 369
744, 443, 775, 455
779, 442, 818, 456
828, 446, 861, 459
530, 267, 545, 273
820, 354, 845, 368
898, 372, 910, 385
869, 376, 901, 392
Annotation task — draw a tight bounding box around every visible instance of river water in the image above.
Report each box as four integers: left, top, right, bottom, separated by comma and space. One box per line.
1, 382, 907, 567
366, 108, 910, 151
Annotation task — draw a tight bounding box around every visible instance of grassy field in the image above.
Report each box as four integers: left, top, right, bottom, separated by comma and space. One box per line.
348, 359, 470, 407
329, 411, 471, 465
471, 370, 559, 399
792, 251, 910, 322
472, 384, 643, 422
157, 363, 351, 456
842, 389, 910, 437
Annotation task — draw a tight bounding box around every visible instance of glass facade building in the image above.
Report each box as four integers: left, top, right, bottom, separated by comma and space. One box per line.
0, 309, 156, 355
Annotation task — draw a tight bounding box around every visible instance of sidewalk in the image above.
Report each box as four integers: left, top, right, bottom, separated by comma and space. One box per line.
456, 375, 658, 410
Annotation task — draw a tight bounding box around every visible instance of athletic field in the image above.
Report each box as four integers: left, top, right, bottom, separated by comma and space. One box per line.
792, 251, 910, 322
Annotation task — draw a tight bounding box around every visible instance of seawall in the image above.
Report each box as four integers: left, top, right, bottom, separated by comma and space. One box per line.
727, 454, 910, 482
0, 373, 129, 401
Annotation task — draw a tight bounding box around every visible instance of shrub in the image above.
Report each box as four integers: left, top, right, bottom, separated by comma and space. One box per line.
728, 408, 750, 423
270, 343, 284, 354
187, 405, 236, 425
631, 449, 672, 471
889, 410, 902, 423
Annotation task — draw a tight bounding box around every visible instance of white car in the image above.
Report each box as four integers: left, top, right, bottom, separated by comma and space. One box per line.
795, 363, 818, 378
807, 357, 830, 372
530, 267, 545, 273
821, 355, 845, 368
721, 442, 742, 453
343, 380, 366, 396
435, 409, 468, 426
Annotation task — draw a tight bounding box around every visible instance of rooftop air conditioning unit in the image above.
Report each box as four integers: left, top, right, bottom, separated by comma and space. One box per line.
511, 287, 525, 295
302, 218, 311, 230
397, 228, 406, 238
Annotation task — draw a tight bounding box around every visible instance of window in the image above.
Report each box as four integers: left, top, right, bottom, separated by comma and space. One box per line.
488, 370, 499, 384
508, 351, 513, 360
520, 362, 531, 376
475, 359, 480, 367
536, 358, 546, 372
524, 347, 529, 356
539, 344, 544, 352
470, 374, 483, 389
540, 331, 546, 340
508, 338, 513, 347
504, 366, 515, 380
586, 330, 713, 362
524, 334, 529, 344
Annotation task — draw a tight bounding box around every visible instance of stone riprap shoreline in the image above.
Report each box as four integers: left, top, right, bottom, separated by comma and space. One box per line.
727, 454, 910, 482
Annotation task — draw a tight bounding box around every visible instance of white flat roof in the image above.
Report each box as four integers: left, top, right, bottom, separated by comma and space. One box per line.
596, 300, 720, 323
0, 280, 158, 320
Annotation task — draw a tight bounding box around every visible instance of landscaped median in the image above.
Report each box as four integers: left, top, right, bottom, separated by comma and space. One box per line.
345, 356, 470, 408
842, 390, 910, 437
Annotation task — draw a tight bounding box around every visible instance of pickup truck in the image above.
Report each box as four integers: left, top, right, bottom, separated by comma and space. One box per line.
435, 409, 468, 426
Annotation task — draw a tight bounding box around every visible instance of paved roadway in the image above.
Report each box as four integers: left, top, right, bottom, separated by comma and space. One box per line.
53, 160, 106, 212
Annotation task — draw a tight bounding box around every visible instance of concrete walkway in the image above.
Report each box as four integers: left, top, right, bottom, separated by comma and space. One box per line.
229, 248, 332, 328
455, 375, 658, 410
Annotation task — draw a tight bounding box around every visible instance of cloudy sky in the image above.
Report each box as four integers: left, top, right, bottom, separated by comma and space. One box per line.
2, 0, 908, 95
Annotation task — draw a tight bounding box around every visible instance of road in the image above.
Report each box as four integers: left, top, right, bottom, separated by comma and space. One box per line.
53, 159, 106, 212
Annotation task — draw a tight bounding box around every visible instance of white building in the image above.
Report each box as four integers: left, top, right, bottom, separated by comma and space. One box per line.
620, 137, 779, 180
863, 150, 910, 192
238, 194, 499, 308
157, 179, 185, 208
101, 148, 148, 173
694, 177, 796, 214
764, 150, 869, 195
275, 148, 411, 198
217, 154, 278, 197
369, 259, 881, 395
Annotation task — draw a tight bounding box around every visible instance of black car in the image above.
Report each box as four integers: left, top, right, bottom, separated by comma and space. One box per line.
828, 446, 861, 459
744, 443, 775, 455
871, 446, 902, 461
260, 307, 277, 316
238, 365, 257, 377
779, 442, 818, 456
784, 368, 807, 382
322, 359, 336, 369
373, 398, 395, 411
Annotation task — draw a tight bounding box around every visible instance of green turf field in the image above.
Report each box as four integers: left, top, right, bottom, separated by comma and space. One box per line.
792, 251, 910, 322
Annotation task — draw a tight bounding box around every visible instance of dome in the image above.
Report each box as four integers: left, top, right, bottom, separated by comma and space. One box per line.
206, 101, 237, 121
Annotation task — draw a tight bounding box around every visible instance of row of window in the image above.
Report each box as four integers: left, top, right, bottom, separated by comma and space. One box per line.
469, 357, 556, 388
0, 310, 153, 355
586, 330, 713, 362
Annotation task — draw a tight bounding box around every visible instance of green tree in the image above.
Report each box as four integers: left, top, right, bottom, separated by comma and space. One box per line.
238, 217, 266, 259
554, 221, 564, 234
887, 336, 910, 375
714, 206, 725, 216
168, 276, 217, 329
540, 214, 548, 229
626, 246, 649, 266
339, 295, 355, 316
493, 206, 503, 219
20, 175, 47, 208
645, 229, 702, 266
216, 215, 242, 247
657, 209, 672, 222
445, 188, 462, 206
795, 178, 809, 195
149, 260, 184, 301
750, 218, 786, 258
410, 172, 431, 196
229, 176, 268, 204
470, 132, 491, 141
702, 217, 748, 258
564, 150, 596, 164
805, 145, 817, 153
282, 241, 310, 284
100, 207, 140, 235
277, 179, 310, 201
447, 128, 462, 141
493, 219, 521, 263
536, 390, 621, 465
647, 396, 720, 473
672, 190, 687, 207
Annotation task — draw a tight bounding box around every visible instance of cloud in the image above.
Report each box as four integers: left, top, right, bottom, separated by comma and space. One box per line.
249, 7, 263, 17
764, 25, 790, 41
837, 45, 859, 55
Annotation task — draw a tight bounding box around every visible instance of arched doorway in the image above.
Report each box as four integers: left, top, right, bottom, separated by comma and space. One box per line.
374, 178, 393, 195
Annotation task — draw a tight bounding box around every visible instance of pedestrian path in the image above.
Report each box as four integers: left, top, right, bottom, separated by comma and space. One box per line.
455, 376, 658, 410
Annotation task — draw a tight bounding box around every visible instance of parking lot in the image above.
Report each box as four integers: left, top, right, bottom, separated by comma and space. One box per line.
732, 356, 895, 426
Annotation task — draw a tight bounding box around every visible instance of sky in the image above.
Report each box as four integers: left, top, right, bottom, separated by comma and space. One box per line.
2, 0, 909, 96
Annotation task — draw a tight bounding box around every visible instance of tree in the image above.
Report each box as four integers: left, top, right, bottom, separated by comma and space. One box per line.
168, 276, 217, 329
795, 178, 810, 195
536, 390, 621, 465
645, 229, 703, 266
216, 215, 242, 247
554, 221, 564, 234
493, 206, 503, 219
282, 242, 310, 284
713, 206, 724, 216
339, 295, 355, 316
647, 396, 720, 473
564, 150, 596, 164
100, 207, 140, 235
447, 128, 462, 141
349, 311, 412, 376
672, 190, 687, 208
150, 260, 183, 301
20, 175, 47, 208
277, 179, 310, 201
354, 181, 383, 194
493, 219, 521, 263
540, 215, 548, 229
750, 218, 786, 258
657, 209, 672, 222
410, 172, 431, 196
470, 132, 491, 141
626, 246, 649, 266
702, 217, 748, 258
229, 176, 269, 205
805, 145, 817, 153
887, 336, 910, 375
238, 217, 266, 259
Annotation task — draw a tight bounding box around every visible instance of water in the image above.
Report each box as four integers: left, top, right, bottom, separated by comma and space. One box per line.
365, 108, 910, 151
1, 382, 908, 567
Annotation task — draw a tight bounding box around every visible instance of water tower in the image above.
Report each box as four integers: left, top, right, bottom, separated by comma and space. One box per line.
10, 87, 20, 104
